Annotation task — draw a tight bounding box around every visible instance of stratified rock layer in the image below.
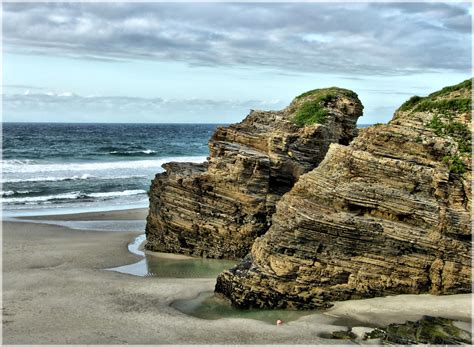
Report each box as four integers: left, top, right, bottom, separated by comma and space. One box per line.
215, 79, 472, 308
146, 88, 363, 259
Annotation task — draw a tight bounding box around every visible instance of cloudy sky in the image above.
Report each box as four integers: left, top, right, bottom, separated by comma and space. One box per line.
2, 2, 472, 124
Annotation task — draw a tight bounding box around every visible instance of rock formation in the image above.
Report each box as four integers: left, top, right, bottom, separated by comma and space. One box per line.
215, 79, 472, 308
362, 317, 472, 345
146, 88, 363, 259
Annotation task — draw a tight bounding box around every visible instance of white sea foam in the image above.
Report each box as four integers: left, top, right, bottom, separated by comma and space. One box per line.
2, 156, 206, 174
87, 189, 146, 198
128, 234, 146, 256
2, 159, 36, 165
2, 189, 147, 204
2, 174, 148, 184
1, 190, 33, 197
109, 149, 157, 155
3, 192, 83, 203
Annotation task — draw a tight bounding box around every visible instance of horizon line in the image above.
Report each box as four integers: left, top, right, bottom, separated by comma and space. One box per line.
2, 121, 376, 125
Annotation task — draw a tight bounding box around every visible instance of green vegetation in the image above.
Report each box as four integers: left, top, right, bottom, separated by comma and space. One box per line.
398, 95, 423, 112
397, 79, 472, 114
443, 155, 467, 175
427, 113, 471, 154
428, 78, 472, 99
427, 113, 444, 133
296, 87, 357, 100
292, 87, 359, 126
395, 79, 472, 176
427, 111, 471, 175
293, 100, 329, 126
293, 93, 338, 126
414, 98, 471, 114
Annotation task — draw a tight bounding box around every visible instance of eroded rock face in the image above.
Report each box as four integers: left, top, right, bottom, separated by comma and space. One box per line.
215, 79, 472, 308
146, 88, 363, 259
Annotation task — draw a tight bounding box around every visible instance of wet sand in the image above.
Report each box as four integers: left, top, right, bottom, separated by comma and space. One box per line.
2, 208, 472, 344
16, 207, 149, 221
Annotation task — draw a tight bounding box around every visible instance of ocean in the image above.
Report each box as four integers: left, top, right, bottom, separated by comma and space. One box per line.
2, 123, 219, 215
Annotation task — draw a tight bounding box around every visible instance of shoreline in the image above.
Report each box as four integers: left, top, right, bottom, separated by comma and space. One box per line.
2, 207, 472, 344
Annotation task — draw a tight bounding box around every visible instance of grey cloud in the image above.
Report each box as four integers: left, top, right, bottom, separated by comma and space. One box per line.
2, 2, 472, 75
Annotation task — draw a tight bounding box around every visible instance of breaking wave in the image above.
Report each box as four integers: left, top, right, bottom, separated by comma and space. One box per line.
2, 189, 147, 205
2, 156, 206, 174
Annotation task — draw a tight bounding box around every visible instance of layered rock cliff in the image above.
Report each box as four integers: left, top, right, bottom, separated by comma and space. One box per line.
146, 88, 363, 259
215, 79, 472, 308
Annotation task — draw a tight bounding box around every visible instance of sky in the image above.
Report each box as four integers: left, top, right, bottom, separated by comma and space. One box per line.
2, 2, 472, 124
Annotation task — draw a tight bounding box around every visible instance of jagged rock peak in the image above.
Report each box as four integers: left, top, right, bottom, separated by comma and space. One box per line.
145, 87, 363, 259
215, 79, 472, 308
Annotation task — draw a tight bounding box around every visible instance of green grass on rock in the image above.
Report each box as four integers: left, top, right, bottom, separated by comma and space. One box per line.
293, 93, 339, 126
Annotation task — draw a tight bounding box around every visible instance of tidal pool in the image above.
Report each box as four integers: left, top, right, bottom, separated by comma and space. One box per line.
110, 235, 326, 325
108, 234, 236, 278
172, 291, 320, 324
122, 255, 236, 278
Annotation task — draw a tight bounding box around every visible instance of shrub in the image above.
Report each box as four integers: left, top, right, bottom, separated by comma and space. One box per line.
427, 114, 444, 135
292, 93, 339, 126
428, 111, 471, 174
443, 155, 467, 175
296, 88, 357, 100
427, 114, 471, 154
398, 96, 423, 111
397, 79, 472, 115
414, 98, 471, 113
293, 101, 328, 126
428, 79, 472, 99
445, 121, 472, 154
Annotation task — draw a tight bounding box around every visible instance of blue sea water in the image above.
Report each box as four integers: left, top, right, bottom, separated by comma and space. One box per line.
2, 123, 220, 214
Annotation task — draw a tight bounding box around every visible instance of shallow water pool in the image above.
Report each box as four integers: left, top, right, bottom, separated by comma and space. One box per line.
108, 234, 236, 278
172, 291, 319, 324
111, 255, 236, 278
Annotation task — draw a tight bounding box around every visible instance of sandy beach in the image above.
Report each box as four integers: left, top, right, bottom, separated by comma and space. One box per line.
2, 208, 472, 344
